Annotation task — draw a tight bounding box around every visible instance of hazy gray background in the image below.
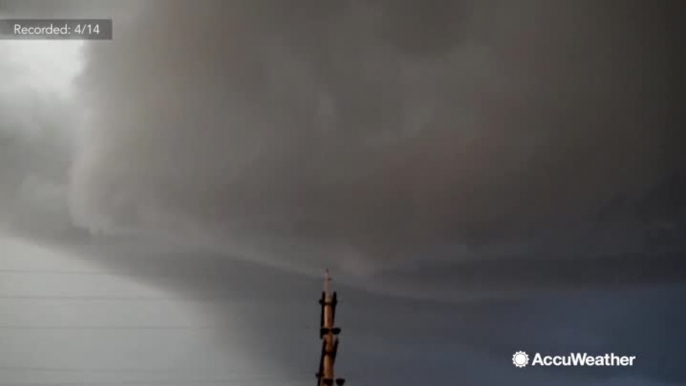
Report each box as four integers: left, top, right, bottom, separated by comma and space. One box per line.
0, 0, 684, 385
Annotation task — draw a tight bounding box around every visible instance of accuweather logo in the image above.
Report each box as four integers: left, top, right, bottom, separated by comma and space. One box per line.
512, 351, 636, 368
512, 351, 530, 367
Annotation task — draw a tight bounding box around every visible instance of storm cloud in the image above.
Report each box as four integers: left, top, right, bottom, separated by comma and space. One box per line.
1, 0, 684, 298
62, 0, 685, 293
2, 1, 686, 385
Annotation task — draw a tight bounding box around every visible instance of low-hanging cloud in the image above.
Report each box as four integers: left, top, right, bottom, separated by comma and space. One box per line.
65, 0, 684, 283
1, 0, 684, 298
2, 5, 685, 385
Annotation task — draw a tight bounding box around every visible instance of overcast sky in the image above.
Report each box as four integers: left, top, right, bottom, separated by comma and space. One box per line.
1, 0, 685, 385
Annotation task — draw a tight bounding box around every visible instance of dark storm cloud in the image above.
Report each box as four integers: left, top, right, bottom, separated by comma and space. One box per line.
3, 3, 685, 385
1, 0, 684, 298
65, 0, 686, 294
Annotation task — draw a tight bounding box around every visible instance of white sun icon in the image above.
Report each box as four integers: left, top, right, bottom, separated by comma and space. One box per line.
512, 351, 529, 368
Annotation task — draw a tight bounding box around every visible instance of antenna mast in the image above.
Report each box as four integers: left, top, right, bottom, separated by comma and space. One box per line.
316, 269, 345, 386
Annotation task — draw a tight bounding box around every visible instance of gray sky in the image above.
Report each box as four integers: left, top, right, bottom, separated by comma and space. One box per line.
0, 0, 685, 385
